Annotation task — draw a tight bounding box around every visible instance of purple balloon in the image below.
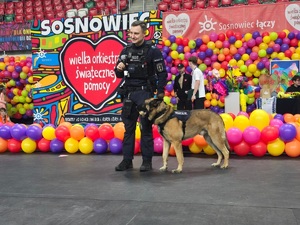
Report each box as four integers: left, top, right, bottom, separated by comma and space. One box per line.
280, 44, 289, 52
246, 48, 252, 55
195, 38, 203, 47
93, 138, 108, 154
166, 56, 172, 63
234, 53, 241, 61
266, 47, 274, 54
274, 114, 284, 122
257, 62, 265, 70
26, 125, 43, 141
205, 48, 213, 57
10, 124, 27, 141
288, 32, 295, 39
228, 36, 236, 44
109, 138, 123, 154
296, 32, 300, 40
15, 65, 22, 73
165, 84, 173, 92
0, 125, 12, 139
275, 38, 283, 45
177, 45, 184, 53
279, 124, 297, 142
168, 35, 176, 43
171, 96, 177, 105
198, 52, 206, 60
50, 138, 64, 153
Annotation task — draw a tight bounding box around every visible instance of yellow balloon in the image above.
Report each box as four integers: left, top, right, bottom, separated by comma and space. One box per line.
203, 145, 216, 155
205, 92, 212, 100
233, 115, 250, 132
249, 109, 270, 131
242, 54, 250, 61
219, 68, 226, 78
189, 142, 202, 154
22, 138, 36, 153
65, 137, 79, 154
220, 113, 234, 131
79, 137, 93, 154
267, 138, 285, 156
211, 99, 218, 106
244, 33, 252, 41
42, 127, 56, 140
135, 122, 141, 139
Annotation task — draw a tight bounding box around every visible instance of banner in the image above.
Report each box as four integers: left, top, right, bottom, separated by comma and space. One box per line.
163, 2, 300, 40
0, 22, 31, 51
31, 11, 163, 126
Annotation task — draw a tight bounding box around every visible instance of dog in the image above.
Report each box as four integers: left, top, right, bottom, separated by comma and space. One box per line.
138, 98, 230, 173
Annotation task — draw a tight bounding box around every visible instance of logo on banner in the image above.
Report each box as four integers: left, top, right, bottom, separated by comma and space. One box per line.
285, 4, 300, 30
199, 15, 217, 33
59, 35, 125, 111
165, 13, 190, 36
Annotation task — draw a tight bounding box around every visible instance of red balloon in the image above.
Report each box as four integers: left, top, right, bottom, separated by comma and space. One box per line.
182, 59, 189, 67
175, 37, 183, 45
228, 113, 236, 120
225, 55, 233, 62
261, 32, 269, 37
182, 138, 194, 146
221, 61, 229, 69
85, 125, 100, 141
284, 50, 292, 58
250, 141, 267, 157
226, 30, 234, 38
152, 125, 161, 139
218, 33, 226, 41
38, 138, 51, 152
290, 38, 298, 47
261, 126, 279, 143
199, 44, 208, 52
233, 141, 250, 156
99, 125, 114, 141
278, 32, 286, 39
55, 125, 70, 142
235, 32, 243, 40
182, 38, 189, 46
173, 59, 181, 66
134, 140, 140, 154
8, 139, 21, 153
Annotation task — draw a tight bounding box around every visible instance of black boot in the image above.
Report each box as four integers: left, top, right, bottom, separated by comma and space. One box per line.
115, 159, 133, 171
140, 160, 152, 172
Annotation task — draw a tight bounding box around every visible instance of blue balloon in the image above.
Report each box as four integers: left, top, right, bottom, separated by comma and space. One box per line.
198, 52, 206, 60
0, 125, 12, 139
10, 124, 27, 141
94, 138, 108, 154
279, 124, 296, 142
26, 125, 42, 141
50, 138, 64, 153
109, 138, 123, 154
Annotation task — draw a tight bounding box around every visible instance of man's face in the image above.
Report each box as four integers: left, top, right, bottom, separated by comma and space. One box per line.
129, 25, 145, 46
178, 67, 185, 74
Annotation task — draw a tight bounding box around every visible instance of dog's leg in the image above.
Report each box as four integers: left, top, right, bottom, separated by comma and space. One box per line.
159, 138, 170, 172
172, 141, 184, 173
203, 133, 223, 167
220, 143, 230, 169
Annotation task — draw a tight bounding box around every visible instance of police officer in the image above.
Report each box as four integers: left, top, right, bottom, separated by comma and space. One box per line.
114, 21, 167, 172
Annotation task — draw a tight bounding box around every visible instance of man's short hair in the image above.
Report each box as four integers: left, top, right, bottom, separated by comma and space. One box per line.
292, 75, 300, 82
131, 21, 147, 32
188, 56, 198, 65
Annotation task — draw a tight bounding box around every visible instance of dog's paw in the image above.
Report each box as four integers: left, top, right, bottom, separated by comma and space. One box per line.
159, 167, 168, 172
220, 164, 229, 169
171, 169, 182, 174
211, 163, 220, 167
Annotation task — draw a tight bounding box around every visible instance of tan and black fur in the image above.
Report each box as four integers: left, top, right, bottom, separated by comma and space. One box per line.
138, 98, 230, 173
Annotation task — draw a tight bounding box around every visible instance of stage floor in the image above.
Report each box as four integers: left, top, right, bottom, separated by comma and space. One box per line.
0, 153, 299, 225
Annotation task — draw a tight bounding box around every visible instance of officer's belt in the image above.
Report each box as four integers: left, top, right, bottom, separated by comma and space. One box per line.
126, 86, 149, 92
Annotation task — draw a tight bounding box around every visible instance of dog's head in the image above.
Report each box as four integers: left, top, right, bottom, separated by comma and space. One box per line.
137, 98, 167, 121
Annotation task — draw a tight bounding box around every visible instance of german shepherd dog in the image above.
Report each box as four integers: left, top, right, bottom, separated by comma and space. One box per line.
138, 98, 230, 173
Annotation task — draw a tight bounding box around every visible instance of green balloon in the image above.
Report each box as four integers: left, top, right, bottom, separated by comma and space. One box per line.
199, 63, 207, 71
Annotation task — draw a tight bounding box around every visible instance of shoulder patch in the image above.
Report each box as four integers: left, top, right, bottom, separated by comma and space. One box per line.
157, 63, 164, 72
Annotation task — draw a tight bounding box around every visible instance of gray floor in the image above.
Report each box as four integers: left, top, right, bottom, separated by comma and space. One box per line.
0, 153, 299, 225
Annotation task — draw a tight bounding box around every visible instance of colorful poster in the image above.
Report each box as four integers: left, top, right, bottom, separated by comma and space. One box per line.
163, 2, 300, 40
0, 22, 31, 51
31, 11, 163, 126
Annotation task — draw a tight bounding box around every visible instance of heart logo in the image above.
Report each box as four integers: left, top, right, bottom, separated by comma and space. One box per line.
60, 36, 126, 111
164, 13, 190, 37
285, 4, 300, 30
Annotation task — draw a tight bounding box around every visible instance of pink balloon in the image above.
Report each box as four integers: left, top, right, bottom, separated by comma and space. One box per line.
243, 126, 261, 145
226, 128, 243, 145
269, 119, 284, 129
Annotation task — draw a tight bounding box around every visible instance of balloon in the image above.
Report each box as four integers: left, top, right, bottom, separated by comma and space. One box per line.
55, 125, 70, 142
285, 139, 300, 157
0, 137, 7, 152
50, 138, 64, 153
10, 124, 27, 141
99, 125, 114, 141
85, 125, 100, 141
93, 138, 108, 154
42, 126, 56, 140
109, 138, 123, 154
267, 138, 285, 156
8, 138, 21, 153
260, 126, 279, 143
250, 141, 267, 157
279, 123, 297, 142
182, 138, 193, 146
233, 115, 250, 131
70, 125, 85, 141
226, 127, 243, 145
65, 137, 79, 153
189, 142, 202, 154
79, 137, 94, 154
203, 145, 216, 155
21, 137, 36, 153
154, 137, 163, 153
233, 141, 250, 156
37, 138, 51, 152
152, 125, 161, 139
220, 113, 234, 131
249, 109, 270, 131
243, 126, 261, 145
193, 135, 207, 147
0, 125, 12, 139
26, 125, 42, 141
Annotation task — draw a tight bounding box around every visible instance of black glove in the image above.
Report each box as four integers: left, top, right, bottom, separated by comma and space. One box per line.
157, 93, 164, 100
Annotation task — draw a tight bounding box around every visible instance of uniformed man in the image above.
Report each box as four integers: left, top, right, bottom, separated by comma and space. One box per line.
114, 21, 167, 172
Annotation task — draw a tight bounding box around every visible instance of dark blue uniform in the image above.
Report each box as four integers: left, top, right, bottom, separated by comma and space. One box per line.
114, 40, 167, 162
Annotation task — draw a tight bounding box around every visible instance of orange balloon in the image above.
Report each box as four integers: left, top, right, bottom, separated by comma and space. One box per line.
252, 46, 259, 53
202, 34, 210, 44
218, 53, 225, 61
212, 62, 221, 70
193, 135, 207, 147
59, 122, 72, 130
284, 113, 295, 123
113, 125, 125, 140
229, 46, 237, 55
169, 145, 176, 156
0, 138, 7, 153
204, 100, 211, 108
223, 48, 230, 55
70, 125, 85, 140
215, 40, 223, 49
285, 139, 300, 157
